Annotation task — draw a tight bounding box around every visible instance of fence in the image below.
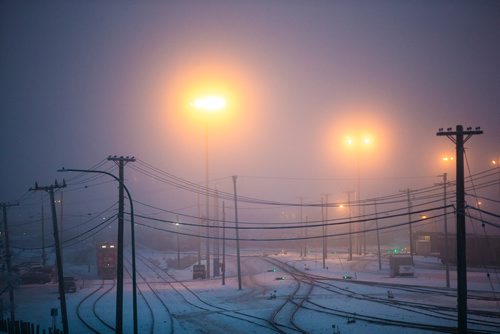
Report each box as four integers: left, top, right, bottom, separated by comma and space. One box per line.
0, 319, 62, 334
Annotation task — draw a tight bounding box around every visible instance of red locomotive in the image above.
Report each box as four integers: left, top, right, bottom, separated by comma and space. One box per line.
96, 242, 117, 279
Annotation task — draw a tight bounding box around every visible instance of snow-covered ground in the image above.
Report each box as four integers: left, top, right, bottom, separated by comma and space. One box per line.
7, 246, 500, 333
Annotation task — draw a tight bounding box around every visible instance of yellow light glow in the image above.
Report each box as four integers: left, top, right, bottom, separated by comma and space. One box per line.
190, 96, 226, 112
343, 134, 375, 150
420, 215, 428, 219
325, 102, 393, 176
492, 160, 497, 165
339, 204, 344, 208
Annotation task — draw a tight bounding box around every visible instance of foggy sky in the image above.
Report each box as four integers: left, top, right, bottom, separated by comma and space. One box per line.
1, 1, 499, 216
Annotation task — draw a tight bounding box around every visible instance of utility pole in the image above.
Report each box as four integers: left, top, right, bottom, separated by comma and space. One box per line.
402, 189, 414, 262
436, 173, 450, 288
321, 196, 326, 269
59, 191, 64, 267
205, 124, 211, 280
176, 216, 180, 268
30, 181, 68, 334
346, 191, 354, 261
222, 201, 226, 286
197, 194, 201, 265
41, 202, 46, 267
59, 161, 138, 334
325, 194, 329, 260
232, 176, 242, 290
214, 189, 220, 277
437, 125, 483, 334
299, 197, 303, 257
107, 155, 135, 334
304, 216, 308, 257
374, 200, 382, 270
1, 202, 19, 332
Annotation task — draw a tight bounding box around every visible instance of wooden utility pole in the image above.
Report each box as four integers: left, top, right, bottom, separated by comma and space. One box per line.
197, 193, 201, 265
321, 196, 326, 269
324, 194, 329, 260
30, 181, 68, 334
232, 176, 242, 290
59, 160, 138, 334
374, 199, 382, 270
1, 202, 18, 332
59, 191, 64, 266
222, 201, 226, 286
436, 173, 450, 288
437, 125, 483, 334
107, 155, 135, 334
41, 202, 46, 266
346, 191, 354, 261
401, 189, 414, 262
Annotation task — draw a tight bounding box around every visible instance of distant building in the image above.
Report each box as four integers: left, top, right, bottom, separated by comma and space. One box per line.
414, 231, 500, 266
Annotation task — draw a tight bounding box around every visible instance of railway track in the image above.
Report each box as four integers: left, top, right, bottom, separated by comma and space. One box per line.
138, 254, 284, 333
75, 279, 116, 333
124, 256, 174, 334
268, 264, 313, 334
265, 257, 500, 333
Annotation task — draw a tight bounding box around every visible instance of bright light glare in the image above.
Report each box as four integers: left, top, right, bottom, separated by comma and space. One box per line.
344, 135, 373, 148
190, 96, 226, 112
492, 160, 497, 165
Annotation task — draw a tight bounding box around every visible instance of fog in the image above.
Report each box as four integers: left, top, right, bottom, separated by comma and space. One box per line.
1, 1, 499, 248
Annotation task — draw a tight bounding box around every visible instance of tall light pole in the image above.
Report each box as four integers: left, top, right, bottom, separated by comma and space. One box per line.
191, 96, 226, 279
345, 135, 372, 256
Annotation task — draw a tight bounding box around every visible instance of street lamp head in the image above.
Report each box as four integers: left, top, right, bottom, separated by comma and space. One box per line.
362, 136, 372, 146
190, 96, 226, 112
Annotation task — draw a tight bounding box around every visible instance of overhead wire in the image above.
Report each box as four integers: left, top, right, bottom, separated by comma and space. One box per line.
464, 151, 500, 308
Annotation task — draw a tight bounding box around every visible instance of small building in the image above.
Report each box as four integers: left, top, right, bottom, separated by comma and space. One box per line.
389, 255, 414, 277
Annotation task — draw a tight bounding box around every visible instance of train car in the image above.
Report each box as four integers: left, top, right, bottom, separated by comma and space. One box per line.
96, 242, 117, 279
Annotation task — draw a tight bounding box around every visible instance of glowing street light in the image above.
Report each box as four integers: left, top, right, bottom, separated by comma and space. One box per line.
191, 95, 226, 279
190, 96, 226, 112
492, 157, 500, 197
